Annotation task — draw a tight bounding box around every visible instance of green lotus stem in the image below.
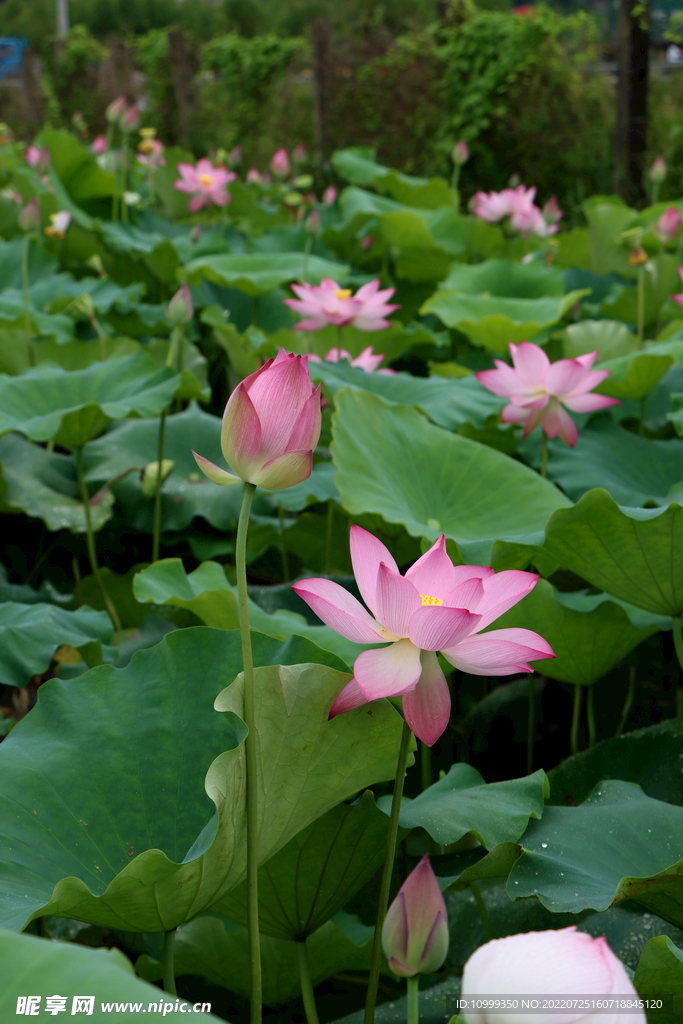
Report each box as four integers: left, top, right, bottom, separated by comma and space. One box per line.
407, 976, 419, 1024
152, 410, 167, 563
674, 618, 683, 716
236, 480, 262, 1024
470, 880, 493, 941
22, 234, 37, 367
364, 718, 413, 1024
166, 325, 183, 371
296, 940, 320, 1024
586, 686, 596, 748
527, 676, 535, 775
637, 266, 645, 348
75, 446, 121, 632
652, 182, 660, 207
570, 683, 582, 756
541, 433, 548, 479
420, 741, 432, 792
325, 501, 334, 574
278, 505, 290, 581
90, 315, 108, 362
616, 662, 636, 736
120, 139, 129, 223
162, 928, 177, 996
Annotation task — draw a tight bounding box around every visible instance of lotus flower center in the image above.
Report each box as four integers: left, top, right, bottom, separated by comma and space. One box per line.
198, 174, 214, 187
420, 594, 443, 606
335, 289, 352, 300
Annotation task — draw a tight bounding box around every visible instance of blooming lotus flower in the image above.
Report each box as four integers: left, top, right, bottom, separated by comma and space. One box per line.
174, 158, 236, 212
44, 210, 71, 239
91, 136, 107, 155
472, 189, 513, 223
270, 147, 291, 178
382, 855, 449, 978
292, 528, 553, 745
284, 278, 399, 332
461, 926, 646, 1024
309, 346, 396, 375
475, 341, 619, 447
192, 348, 321, 491
166, 283, 193, 325
18, 197, 40, 233
655, 207, 681, 243
649, 156, 667, 183
452, 139, 469, 166
473, 185, 559, 237
323, 185, 337, 205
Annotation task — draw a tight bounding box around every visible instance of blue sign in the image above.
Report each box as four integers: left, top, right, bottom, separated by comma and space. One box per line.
0, 37, 27, 81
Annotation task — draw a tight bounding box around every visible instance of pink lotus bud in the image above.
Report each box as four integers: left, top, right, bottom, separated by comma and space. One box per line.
382, 855, 449, 978
26, 145, 50, 173
18, 197, 40, 233
657, 206, 681, 242
166, 283, 193, 325
25, 145, 40, 168
192, 348, 322, 491
270, 148, 291, 178
106, 96, 128, 124
649, 156, 667, 184
121, 105, 140, 132
542, 195, 563, 225
91, 136, 107, 155
461, 927, 646, 1024
452, 139, 469, 165
246, 168, 263, 185
293, 143, 307, 165
227, 145, 243, 168
323, 185, 337, 205
305, 209, 321, 235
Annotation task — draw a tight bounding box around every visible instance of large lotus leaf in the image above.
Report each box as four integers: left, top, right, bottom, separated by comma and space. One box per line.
133, 558, 369, 667
420, 291, 587, 354
137, 913, 377, 1006
552, 588, 672, 632
600, 254, 682, 327
335, 187, 466, 257
508, 781, 683, 928
310, 360, 503, 430
0, 291, 74, 344
440, 258, 565, 297
488, 579, 659, 686
0, 352, 180, 447
215, 791, 398, 938
331, 389, 571, 564
41, 129, 116, 204
383, 764, 548, 848
0, 433, 114, 533
0, 628, 407, 932
548, 719, 683, 808
0, 928, 225, 1023
562, 319, 638, 361
184, 252, 350, 296
535, 418, 683, 506
332, 148, 452, 208
595, 351, 675, 400
0, 602, 113, 687
634, 936, 683, 1023
671, 393, 683, 437
0, 237, 57, 290
542, 489, 683, 616
582, 197, 636, 276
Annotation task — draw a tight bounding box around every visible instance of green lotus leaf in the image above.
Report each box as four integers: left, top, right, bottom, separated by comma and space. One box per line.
595, 351, 674, 400
331, 389, 570, 564
0, 291, 74, 344
0, 602, 113, 687
184, 252, 350, 296
542, 489, 683, 616
0, 628, 408, 932
562, 319, 638, 361
634, 936, 683, 1023
332, 147, 452, 208
508, 780, 683, 928
488, 578, 659, 686
439, 257, 565, 297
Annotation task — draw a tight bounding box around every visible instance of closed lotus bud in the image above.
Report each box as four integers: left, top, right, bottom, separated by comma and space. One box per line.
67, 293, 95, 321
452, 139, 469, 165
657, 206, 681, 242
166, 284, 193, 325
141, 459, 175, 497
382, 855, 449, 978
542, 195, 562, 225
649, 156, 667, 184
91, 136, 107, 155
192, 348, 322, 491
122, 105, 140, 133
106, 96, 128, 124
18, 197, 40, 233
270, 148, 291, 178
322, 185, 337, 205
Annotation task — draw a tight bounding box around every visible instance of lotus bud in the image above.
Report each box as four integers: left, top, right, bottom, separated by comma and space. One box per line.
166, 284, 193, 325
542, 195, 562, 225
105, 96, 128, 124
141, 459, 175, 498
305, 209, 321, 235
270, 148, 291, 178
66, 293, 95, 322
322, 185, 337, 205
192, 348, 322, 491
656, 206, 681, 242
18, 197, 40, 233
293, 143, 307, 165
246, 168, 263, 185
91, 136, 107, 155
121, 105, 140, 133
452, 139, 469, 165
382, 855, 449, 978
649, 156, 667, 184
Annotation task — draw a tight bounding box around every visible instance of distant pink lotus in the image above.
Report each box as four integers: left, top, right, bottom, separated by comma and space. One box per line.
473, 184, 561, 237
270, 148, 291, 178
323, 185, 337, 205
284, 278, 399, 332
293, 529, 553, 746
174, 158, 236, 212
656, 207, 681, 243
309, 345, 396, 374
91, 136, 107, 155
476, 341, 619, 447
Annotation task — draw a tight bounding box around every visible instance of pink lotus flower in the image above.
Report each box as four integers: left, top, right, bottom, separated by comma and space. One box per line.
25, 145, 50, 172
473, 185, 560, 237
121, 105, 140, 133
44, 210, 71, 239
292, 529, 553, 746
174, 158, 236, 212
655, 207, 681, 242
192, 348, 321, 491
649, 156, 667, 184
472, 189, 513, 223
91, 136, 107, 155
462, 926, 646, 1024
309, 346, 396, 374
542, 195, 562, 226
323, 185, 337, 205
382, 855, 449, 978
270, 148, 291, 178
475, 341, 619, 447
284, 278, 399, 332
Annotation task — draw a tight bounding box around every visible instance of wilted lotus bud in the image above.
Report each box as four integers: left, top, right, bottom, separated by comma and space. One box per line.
382, 855, 449, 978
322, 185, 337, 205
166, 283, 193, 325
270, 148, 291, 178
305, 209, 321, 235
18, 197, 40, 233
656, 206, 681, 242
141, 459, 175, 497
106, 95, 128, 124
649, 156, 667, 184
452, 139, 469, 166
